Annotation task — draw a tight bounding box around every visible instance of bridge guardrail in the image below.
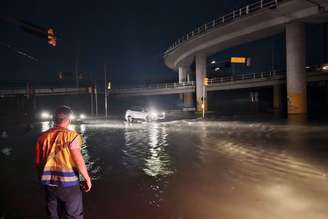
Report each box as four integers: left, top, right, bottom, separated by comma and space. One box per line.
208, 70, 285, 84
164, 0, 279, 55
111, 70, 285, 93
112, 81, 196, 92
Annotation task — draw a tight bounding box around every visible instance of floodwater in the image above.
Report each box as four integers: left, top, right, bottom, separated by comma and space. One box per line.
1, 118, 328, 218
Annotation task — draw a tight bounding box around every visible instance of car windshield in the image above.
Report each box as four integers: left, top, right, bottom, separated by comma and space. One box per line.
130, 106, 144, 112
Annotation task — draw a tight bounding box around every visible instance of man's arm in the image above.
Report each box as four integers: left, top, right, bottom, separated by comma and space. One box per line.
70, 148, 92, 192
35, 140, 42, 179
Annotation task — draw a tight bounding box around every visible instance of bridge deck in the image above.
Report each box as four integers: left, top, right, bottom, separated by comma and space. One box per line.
1, 71, 327, 97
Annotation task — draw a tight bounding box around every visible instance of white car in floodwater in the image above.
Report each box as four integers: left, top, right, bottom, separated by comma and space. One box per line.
125, 106, 165, 123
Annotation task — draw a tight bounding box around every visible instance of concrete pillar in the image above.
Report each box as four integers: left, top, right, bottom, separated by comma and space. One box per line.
195, 53, 207, 112
178, 65, 194, 109
286, 22, 307, 117
178, 66, 187, 83
273, 84, 282, 113
178, 66, 187, 100
186, 73, 191, 82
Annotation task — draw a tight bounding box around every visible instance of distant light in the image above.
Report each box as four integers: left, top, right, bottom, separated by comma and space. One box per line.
211, 60, 216, 64
305, 66, 310, 69
68, 124, 76, 131
69, 114, 76, 120
80, 114, 86, 119
41, 111, 51, 119
215, 67, 221, 71
80, 124, 86, 133
321, 64, 328, 72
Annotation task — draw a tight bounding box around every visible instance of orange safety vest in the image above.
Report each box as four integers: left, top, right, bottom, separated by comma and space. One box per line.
36, 127, 82, 187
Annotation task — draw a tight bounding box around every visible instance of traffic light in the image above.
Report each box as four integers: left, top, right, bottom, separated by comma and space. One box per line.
203, 77, 209, 86
47, 28, 56, 47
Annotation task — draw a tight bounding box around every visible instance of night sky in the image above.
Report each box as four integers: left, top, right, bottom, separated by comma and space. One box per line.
1, 0, 327, 86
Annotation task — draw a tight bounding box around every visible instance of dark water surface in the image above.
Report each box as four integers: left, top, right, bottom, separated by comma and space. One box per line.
1, 118, 328, 219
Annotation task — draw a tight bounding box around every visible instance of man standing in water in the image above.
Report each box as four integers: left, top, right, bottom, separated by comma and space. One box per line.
35, 106, 92, 219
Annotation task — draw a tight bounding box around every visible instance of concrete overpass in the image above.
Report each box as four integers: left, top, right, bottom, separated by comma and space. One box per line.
0, 87, 89, 97
163, 0, 328, 116
108, 70, 328, 96
1, 71, 327, 116
2, 70, 327, 97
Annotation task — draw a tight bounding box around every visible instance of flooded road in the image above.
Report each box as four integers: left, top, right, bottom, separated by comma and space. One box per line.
1, 118, 328, 218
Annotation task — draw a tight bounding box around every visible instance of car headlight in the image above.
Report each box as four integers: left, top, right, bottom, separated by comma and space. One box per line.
69, 114, 76, 120
150, 111, 158, 118
79, 114, 86, 119
41, 111, 51, 119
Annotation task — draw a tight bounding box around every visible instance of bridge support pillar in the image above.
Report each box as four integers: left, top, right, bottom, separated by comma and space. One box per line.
273, 84, 282, 113
178, 66, 187, 83
178, 65, 188, 101
195, 53, 207, 112
286, 22, 307, 120
179, 65, 194, 109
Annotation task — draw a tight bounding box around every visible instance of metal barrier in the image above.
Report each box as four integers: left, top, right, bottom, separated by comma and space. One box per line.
112, 81, 196, 92
208, 70, 284, 84
164, 0, 279, 55
0, 87, 88, 97
111, 70, 284, 93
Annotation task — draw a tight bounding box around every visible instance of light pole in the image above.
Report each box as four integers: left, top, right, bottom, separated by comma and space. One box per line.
94, 82, 98, 117
104, 64, 108, 120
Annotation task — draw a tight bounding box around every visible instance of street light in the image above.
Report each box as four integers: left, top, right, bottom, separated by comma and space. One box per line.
211, 60, 216, 64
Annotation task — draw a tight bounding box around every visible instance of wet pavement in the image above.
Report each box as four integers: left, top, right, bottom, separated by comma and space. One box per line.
1, 118, 328, 218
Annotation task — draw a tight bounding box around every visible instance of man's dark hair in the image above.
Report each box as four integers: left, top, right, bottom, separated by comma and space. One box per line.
54, 105, 73, 124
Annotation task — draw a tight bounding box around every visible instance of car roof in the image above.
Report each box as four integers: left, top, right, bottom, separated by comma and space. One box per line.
129, 106, 145, 111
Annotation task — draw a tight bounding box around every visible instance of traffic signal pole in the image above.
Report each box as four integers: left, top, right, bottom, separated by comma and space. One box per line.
1, 17, 57, 47
202, 77, 208, 119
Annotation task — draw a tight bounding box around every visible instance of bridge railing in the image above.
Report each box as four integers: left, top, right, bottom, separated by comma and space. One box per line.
111, 70, 284, 92
164, 0, 279, 55
112, 81, 196, 92
208, 70, 285, 85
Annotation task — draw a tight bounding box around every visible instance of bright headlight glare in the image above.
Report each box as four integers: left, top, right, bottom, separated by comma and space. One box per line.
150, 111, 158, 117
69, 114, 76, 120
322, 65, 328, 71
41, 112, 51, 119
80, 114, 86, 119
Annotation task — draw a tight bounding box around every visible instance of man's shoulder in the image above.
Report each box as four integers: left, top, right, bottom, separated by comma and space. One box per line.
37, 128, 81, 141
68, 129, 81, 137
37, 129, 53, 141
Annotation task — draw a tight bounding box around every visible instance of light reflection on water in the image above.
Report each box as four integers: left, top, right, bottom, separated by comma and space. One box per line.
123, 122, 173, 177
